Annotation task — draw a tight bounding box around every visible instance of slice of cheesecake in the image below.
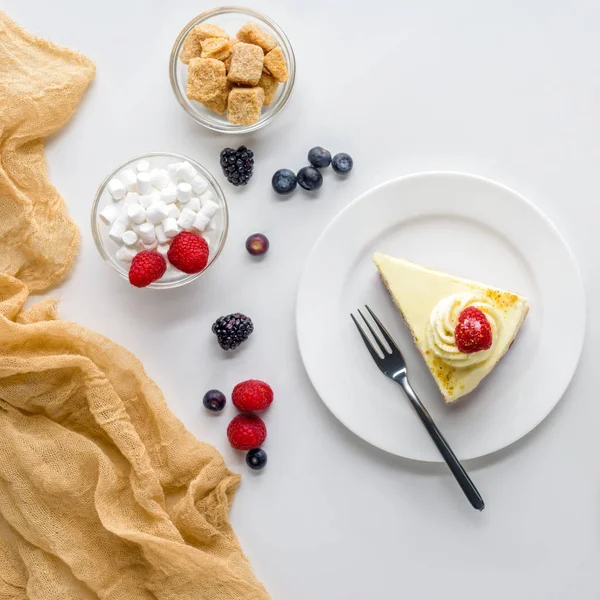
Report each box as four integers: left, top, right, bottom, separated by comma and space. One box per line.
373, 253, 529, 402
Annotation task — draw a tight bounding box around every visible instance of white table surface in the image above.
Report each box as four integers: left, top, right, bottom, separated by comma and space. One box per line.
5, 1, 599, 598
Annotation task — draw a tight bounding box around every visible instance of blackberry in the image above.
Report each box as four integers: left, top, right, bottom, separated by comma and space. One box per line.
220, 146, 254, 186
212, 313, 254, 350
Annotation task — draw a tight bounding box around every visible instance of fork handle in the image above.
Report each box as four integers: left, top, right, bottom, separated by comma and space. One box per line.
398, 378, 485, 511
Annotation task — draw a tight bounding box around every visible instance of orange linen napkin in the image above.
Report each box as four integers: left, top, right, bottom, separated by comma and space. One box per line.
0, 12, 269, 600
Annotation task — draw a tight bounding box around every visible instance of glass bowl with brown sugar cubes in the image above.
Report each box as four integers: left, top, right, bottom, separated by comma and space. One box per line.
170, 8, 296, 133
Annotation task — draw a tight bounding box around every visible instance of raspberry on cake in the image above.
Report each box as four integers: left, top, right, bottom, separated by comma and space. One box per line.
373, 253, 529, 402
455, 306, 493, 354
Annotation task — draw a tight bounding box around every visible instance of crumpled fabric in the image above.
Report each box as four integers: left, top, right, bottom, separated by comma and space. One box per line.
0, 12, 269, 599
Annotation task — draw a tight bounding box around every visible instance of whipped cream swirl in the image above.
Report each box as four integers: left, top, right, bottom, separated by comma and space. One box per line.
425, 292, 500, 368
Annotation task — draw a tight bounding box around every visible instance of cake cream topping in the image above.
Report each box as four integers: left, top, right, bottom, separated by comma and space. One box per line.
426, 292, 500, 368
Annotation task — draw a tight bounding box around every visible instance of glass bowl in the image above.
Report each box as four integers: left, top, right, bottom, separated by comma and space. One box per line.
91, 152, 228, 289
169, 7, 296, 134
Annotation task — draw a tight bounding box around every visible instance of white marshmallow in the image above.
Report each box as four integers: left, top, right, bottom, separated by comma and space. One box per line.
141, 192, 159, 209
157, 244, 170, 258
121, 230, 139, 246
121, 169, 138, 192
139, 223, 156, 245
162, 218, 180, 238
177, 208, 197, 230
200, 189, 215, 206
107, 178, 126, 201
199, 200, 219, 219
167, 162, 179, 181
206, 220, 217, 232
187, 197, 201, 212
155, 224, 168, 245
99, 204, 119, 225
160, 183, 177, 204
109, 221, 127, 243
136, 172, 151, 194
115, 208, 131, 226
166, 204, 181, 219
127, 203, 146, 224
131, 223, 143, 236
192, 212, 211, 232
176, 182, 192, 203
139, 194, 153, 209
125, 192, 140, 206
177, 161, 198, 183
136, 159, 151, 173
149, 168, 170, 190
191, 175, 209, 195
146, 202, 170, 225
116, 246, 137, 263
142, 240, 158, 251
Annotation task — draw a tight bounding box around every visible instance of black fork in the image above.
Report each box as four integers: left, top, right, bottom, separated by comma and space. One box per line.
351, 305, 485, 511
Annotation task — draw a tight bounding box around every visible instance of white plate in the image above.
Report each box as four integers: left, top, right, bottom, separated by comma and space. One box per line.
297, 172, 585, 462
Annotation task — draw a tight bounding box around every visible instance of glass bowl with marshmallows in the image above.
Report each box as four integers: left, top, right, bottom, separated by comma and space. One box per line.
91, 152, 228, 289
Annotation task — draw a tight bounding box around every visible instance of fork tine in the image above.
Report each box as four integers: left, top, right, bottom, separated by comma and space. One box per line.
350, 313, 382, 362
364, 305, 400, 353
357, 309, 389, 356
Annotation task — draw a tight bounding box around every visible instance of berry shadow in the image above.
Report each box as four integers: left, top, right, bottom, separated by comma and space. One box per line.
245, 253, 269, 264
270, 189, 295, 202
299, 187, 324, 201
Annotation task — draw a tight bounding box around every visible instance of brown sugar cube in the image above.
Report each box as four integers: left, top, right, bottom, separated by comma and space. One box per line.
257, 72, 278, 106
237, 22, 277, 53
186, 58, 228, 103
179, 24, 228, 64
194, 23, 228, 40
263, 47, 288, 82
200, 37, 231, 61
227, 42, 264, 86
180, 33, 203, 65
224, 42, 237, 72
227, 87, 265, 125
202, 82, 232, 115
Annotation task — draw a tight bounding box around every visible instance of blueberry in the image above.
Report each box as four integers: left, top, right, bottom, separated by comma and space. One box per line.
308, 147, 332, 169
203, 390, 226, 412
246, 448, 267, 470
297, 166, 323, 191
331, 153, 353, 174
271, 169, 297, 195
246, 233, 269, 256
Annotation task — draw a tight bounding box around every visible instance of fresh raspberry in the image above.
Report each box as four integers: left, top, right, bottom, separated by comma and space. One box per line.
232, 380, 273, 412
227, 414, 267, 450
128, 251, 167, 287
167, 232, 209, 274
455, 307, 493, 353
